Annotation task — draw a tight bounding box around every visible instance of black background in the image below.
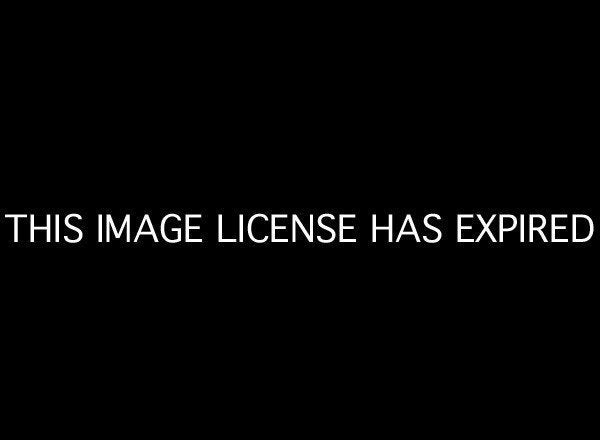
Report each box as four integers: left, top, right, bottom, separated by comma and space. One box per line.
1, 6, 597, 434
